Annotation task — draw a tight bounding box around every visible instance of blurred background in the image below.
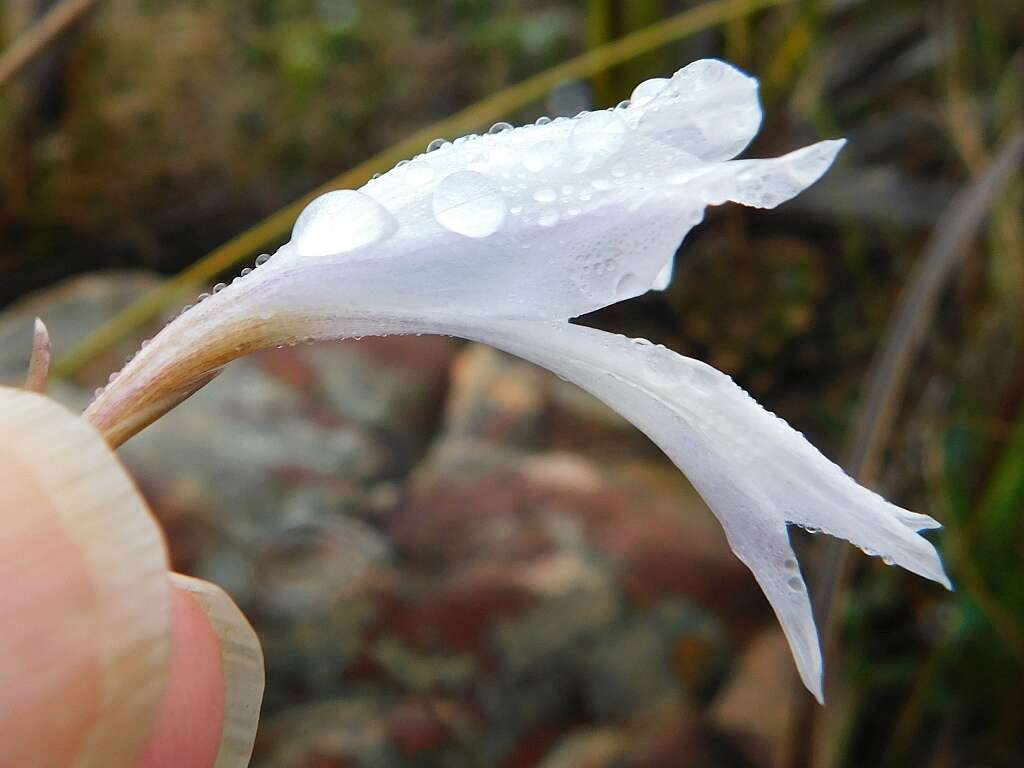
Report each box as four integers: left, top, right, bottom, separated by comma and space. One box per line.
1, 0, 1022, 766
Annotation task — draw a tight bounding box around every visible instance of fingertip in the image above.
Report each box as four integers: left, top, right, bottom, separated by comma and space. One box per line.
137, 585, 226, 768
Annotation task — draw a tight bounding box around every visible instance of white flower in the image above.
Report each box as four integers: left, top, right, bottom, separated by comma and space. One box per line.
85, 59, 949, 702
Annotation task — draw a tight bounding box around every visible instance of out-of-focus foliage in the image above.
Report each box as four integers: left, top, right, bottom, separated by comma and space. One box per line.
2, 1, 1023, 767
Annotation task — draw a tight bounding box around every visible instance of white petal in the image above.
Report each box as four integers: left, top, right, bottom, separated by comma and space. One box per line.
394, 318, 949, 701
270, 60, 809, 319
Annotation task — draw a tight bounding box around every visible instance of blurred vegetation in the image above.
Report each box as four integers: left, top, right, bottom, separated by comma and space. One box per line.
2, 1, 1023, 767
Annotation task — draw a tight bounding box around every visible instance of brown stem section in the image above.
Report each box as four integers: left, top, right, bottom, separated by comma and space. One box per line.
81, 261, 317, 447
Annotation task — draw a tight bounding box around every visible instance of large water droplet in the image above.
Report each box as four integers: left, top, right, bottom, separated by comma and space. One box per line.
426, 138, 448, 152
630, 77, 669, 107
432, 171, 507, 238
292, 190, 398, 258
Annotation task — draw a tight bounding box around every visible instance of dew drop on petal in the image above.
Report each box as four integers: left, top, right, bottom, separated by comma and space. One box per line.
642, 345, 676, 386
292, 190, 398, 257
404, 159, 435, 185
615, 272, 643, 299
488, 121, 513, 134
787, 577, 804, 591
537, 210, 560, 227
569, 110, 628, 170
426, 138, 448, 153
255, 253, 271, 266
432, 170, 507, 238
629, 77, 669, 107
535, 116, 551, 125
522, 140, 559, 173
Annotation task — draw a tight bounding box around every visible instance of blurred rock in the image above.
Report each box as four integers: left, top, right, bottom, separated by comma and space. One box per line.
712, 629, 797, 767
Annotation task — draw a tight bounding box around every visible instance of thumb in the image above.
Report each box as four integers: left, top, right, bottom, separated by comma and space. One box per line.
0, 387, 263, 767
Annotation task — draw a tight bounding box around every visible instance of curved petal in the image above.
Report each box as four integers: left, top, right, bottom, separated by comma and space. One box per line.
420, 319, 950, 701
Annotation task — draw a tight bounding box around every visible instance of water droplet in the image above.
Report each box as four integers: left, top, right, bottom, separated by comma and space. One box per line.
630, 77, 670, 107
197, 293, 210, 303
395, 159, 409, 168
642, 345, 676, 386
522, 140, 559, 173
784, 558, 798, 570
404, 159, 435, 185
94, 387, 104, 399
432, 171, 507, 238
616, 99, 630, 110
255, 253, 271, 267
488, 121, 513, 134
140, 339, 150, 349
615, 272, 643, 298
570, 110, 628, 170
292, 190, 399, 257
240, 267, 253, 277
533, 188, 557, 203
426, 138, 447, 153
537, 210, 559, 227
534, 115, 551, 125
371, 172, 382, 180
213, 282, 227, 293
787, 577, 804, 591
